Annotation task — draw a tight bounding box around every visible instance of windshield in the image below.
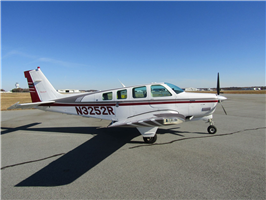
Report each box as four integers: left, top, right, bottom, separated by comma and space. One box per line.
165, 83, 184, 94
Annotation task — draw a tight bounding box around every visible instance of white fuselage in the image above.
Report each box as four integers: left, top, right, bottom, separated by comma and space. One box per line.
9, 67, 227, 142
39, 83, 219, 125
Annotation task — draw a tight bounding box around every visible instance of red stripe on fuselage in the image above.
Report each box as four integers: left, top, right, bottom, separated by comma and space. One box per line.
121, 100, 218, 106
44, 100, 218, 107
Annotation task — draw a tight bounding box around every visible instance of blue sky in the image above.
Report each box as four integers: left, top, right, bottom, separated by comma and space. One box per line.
1, 1, 265, 91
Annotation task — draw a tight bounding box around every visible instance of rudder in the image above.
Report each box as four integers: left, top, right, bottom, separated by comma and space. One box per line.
24, 67, 63, 102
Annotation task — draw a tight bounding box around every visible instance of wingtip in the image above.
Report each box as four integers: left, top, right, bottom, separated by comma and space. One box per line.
7, 102, 20, 110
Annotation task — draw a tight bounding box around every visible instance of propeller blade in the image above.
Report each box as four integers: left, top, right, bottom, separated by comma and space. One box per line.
216, 73, 227, 115
217, 72, 220, 95
220, 100, 227, 115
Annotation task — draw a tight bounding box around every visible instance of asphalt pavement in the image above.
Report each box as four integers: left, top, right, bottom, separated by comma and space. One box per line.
1, 94, 265, 199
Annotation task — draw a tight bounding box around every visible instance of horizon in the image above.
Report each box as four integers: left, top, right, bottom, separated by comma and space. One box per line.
4, 76, 266, 92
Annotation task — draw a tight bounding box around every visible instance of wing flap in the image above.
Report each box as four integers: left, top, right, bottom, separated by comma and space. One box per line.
7, 101, 55, 110
109, 112, 185, 128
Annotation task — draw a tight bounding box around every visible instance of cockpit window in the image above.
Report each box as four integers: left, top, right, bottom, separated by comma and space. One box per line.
151, 85, 172, 97
165, 83, 184, 94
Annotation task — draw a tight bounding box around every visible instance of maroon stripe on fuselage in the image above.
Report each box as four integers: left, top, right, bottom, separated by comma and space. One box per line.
122, 100, 218, 106
45, 100, 218, 107
48, 103, 117, 107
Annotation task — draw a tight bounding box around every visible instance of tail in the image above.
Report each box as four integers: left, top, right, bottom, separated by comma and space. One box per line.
24, 67, 63, 102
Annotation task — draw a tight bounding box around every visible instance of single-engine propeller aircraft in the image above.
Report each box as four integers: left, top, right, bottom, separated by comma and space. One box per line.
8, 67, 227, 143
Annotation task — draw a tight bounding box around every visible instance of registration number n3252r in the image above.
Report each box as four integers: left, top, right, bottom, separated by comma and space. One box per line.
75, 106, 115, 116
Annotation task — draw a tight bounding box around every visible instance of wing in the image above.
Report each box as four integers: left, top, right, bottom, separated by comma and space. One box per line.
7, 101, 55, 110
108, 110, 185, 128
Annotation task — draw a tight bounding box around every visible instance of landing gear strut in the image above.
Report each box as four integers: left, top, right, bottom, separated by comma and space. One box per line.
207, 119, 217, 134
143, 134, 157, 143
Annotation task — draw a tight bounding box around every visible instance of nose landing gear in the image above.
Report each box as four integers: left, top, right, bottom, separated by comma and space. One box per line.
207, 125, 217, 134
207, 119, 217, 134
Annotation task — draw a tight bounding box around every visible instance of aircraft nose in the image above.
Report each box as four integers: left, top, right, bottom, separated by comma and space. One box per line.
217, 95, 227, 102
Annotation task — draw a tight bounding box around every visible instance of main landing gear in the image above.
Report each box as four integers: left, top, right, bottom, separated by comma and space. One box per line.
207, 119, 217, 134
143, 134, 157, 144
137, 127, 158, 144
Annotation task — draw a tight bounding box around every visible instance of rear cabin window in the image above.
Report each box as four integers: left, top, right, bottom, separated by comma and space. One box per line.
151, 85, 172, 97
133, 86, 147, 98
117, 89, 127, 99
102, 92, 113, 100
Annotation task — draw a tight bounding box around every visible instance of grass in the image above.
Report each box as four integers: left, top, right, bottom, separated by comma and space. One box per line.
1, 90, 265, 111
1, 93, 32, 111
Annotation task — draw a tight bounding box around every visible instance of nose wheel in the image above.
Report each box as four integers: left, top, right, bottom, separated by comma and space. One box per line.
207, 125, 217, 134
207, 119, 217, 134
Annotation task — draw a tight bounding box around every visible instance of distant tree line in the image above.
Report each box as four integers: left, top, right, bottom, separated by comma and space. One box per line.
207, 86, 265, 91
11, 88, 30, 92
220, 86, 266, 90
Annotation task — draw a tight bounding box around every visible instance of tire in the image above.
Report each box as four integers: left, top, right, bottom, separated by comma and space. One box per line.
207, 125, 217, 134
143, 134, 157, 143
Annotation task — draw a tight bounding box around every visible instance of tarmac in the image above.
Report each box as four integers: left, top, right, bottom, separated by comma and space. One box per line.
1, 94, 265, 199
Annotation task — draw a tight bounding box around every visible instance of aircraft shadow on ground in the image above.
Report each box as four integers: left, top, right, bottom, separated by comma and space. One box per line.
2, 123, 206, 187
1, 123, 41, 135
10, 125, 140, 187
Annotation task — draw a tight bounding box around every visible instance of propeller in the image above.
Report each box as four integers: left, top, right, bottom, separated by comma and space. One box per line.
217, 73, 220, 95
216, 73, 227, 115
219, 100, 227, 115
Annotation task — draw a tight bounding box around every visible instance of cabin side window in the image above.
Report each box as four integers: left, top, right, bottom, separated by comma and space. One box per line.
165, 82, 184, 94
102, 92, 113, 100
133, 86, 147, 98
117, 89, 127, 99
151, 85, 172, 97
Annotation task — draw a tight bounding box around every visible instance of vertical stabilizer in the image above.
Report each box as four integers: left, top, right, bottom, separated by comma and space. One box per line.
24, 67, 63, 102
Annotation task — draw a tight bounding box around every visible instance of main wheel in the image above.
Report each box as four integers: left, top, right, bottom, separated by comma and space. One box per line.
143, 134, 157, 143
207, 125, 217, 134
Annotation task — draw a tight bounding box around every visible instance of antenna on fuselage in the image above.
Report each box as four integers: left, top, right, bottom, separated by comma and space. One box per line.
118, 80, 126, 87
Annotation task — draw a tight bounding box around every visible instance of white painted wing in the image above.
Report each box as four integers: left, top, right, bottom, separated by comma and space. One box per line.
108, 111, 185, 128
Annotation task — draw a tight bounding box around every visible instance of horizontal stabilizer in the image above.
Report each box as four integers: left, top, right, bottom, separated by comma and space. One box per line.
7, 101, 55, 110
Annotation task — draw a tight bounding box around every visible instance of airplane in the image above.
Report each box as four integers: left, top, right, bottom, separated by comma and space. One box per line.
8, 67, 227, 143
